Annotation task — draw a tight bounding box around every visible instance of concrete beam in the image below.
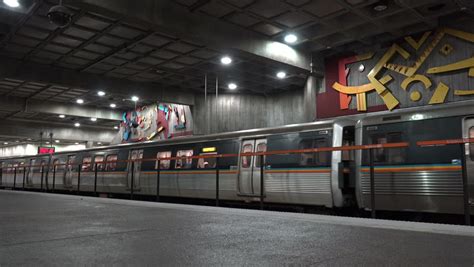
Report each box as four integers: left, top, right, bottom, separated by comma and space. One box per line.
78, 0, 311, 71
0, 56, 195, 106
0, 95, 122, 121
0, 119, 116, 143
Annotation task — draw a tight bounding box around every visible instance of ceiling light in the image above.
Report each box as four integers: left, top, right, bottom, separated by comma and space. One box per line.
58, 114, 66, 118
74, 122, 80, 127
110, 103, 116, 108
373, 4, 387, 11
228, 83, 237, 90
3, 0, 20, 8
3, 142, 8, 145
114, 126, 119, 130
97, 142, 102, 145
131, 96, 139, 102
276, 71, 286, 79
90, 117, 97, 122
220, 56, 232, 65
75, 142, 79, 145
76, 99, 84, 104
46, 141, 50, 144
27, 138, 32, 141
284, 34, 298, 44
55, 140, 60, 143
97, 91, 106, 96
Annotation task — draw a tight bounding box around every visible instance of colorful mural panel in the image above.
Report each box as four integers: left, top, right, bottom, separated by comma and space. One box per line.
317, 27, 474, 118
112, 102, 193, 144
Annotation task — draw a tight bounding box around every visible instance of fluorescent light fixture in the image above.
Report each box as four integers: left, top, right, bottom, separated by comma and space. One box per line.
3, 142, 8, 145
3, 0, 20, 8
55, 140, 60, 143
90, 117, 97, 122
284, 34, 297, 44
131, 96, 139, 102
75, 142, 79, 145
97, 91, 106, 96
97, 142, 102, 145
45, 141, 50, 144
220, 56, 232, 65
76, 99, 84, 104
228, 83, 237, 90
276, 71, 286, 79
59, 114, 66, 118
74, 122, 80, 127
110, 103, 116, 108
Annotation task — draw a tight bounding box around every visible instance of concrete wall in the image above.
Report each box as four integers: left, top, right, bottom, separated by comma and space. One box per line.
193, 76, 319, 135
0, 143, 86, 158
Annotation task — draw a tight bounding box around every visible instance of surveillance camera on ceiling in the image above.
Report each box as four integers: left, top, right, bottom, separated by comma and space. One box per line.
48, 3, 72, 28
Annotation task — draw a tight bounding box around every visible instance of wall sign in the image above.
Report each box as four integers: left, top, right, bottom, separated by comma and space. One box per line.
38, 147, 55, 154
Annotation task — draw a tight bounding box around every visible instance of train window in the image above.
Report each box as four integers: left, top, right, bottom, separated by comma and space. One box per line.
469, 127, 474, 161
241, 144, 253, 168
299, 138, 329, 166
175, 150, 193, 169
93, 155, 104, 171
197, 153, 217, 169
255, 143, 267, 167
52, 159, 61, 171
105, 155, 118, 171
82, 157, 92, 171
370, 132, 405, 163
155, 151, 171, 170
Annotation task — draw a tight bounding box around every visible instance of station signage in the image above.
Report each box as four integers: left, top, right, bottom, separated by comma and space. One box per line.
38, 147, 55, 154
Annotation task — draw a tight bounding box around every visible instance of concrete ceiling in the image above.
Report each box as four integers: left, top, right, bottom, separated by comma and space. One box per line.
0, 0, 472, 148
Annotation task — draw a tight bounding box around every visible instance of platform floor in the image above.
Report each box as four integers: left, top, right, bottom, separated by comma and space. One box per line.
0, 190, 473, 266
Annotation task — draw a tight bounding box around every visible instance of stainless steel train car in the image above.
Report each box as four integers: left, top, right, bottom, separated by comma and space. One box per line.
1, 100, 473, 214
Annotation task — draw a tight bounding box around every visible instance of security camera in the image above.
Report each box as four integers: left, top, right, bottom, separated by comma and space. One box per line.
48, 4, 72, 28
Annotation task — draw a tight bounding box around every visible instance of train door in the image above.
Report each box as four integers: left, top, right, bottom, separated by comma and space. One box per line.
26, 159, 35, 186
64, 155, 75, 188
463, 118, 474, 205
127, 149, 143, 190
238, 138, 267, 196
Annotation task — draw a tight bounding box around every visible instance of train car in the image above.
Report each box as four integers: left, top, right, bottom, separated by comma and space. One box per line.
0, 118, 358, 208
1, 100, 473, 215
355, 100, 474, 214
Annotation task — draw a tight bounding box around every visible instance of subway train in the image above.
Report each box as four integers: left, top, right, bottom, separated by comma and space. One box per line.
1, 100, 473, 215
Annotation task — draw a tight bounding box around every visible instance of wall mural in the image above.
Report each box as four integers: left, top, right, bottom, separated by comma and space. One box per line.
112, 102, 193, 144
326, 27, 474, 115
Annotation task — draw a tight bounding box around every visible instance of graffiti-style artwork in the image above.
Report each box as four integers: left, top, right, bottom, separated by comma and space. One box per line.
113, 102, 193, 144
331, 27, 474, 112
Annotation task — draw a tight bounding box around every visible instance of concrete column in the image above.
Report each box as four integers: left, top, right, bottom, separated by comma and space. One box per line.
303, 75, 317, 122
86, 141, 94, 148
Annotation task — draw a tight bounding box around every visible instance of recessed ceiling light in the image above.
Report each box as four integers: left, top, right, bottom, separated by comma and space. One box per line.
220, 56, 232, 65
3, 0, 20, 8
76, 99, 84, 104
114, 126, 119, 130
3, 142, 8, 145
97, 142, 102, 145
373, 4, 387, 11
131, 96, 139, 102
58, 114, 66, 118
74, 122, 80, 127
90, 117, 97, 122
55, 140, 60, 143
284, 34, 298, 44
110, 103, 116, 108
228, 83, 237, 90
75, 142, 79, 145
97, 91, 106, 96
276, 71, 286, 79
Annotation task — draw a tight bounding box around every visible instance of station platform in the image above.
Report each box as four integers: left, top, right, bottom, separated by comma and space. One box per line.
0, 190, 473, 266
